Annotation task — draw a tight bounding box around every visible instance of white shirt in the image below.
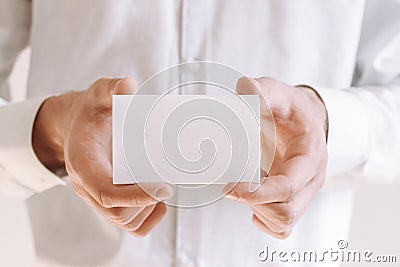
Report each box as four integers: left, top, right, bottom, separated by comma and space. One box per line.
0, 0, 399, 266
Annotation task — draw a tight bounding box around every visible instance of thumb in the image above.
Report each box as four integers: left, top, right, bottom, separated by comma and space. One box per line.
87, 77, 138, 109
113, 77, 138, 95
236, 76, 272, 114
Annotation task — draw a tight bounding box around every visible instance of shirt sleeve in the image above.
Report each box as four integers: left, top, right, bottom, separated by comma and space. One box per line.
0, 97, 66, 198
314, 0, 400, 184
0, 0, 65, 198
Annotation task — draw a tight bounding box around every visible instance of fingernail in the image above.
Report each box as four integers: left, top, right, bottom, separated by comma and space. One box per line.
224, 190, 238, 201
156, 186, 173, 200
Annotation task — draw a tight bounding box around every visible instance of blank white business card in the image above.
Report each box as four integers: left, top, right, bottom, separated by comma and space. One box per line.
113, 95, 260, 184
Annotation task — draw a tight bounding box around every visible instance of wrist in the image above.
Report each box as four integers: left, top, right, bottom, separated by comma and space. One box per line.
296, 85, 328, 140
32, 92, 80, 173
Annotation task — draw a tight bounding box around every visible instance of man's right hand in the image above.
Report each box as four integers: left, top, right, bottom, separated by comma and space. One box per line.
32, 77, 172, 237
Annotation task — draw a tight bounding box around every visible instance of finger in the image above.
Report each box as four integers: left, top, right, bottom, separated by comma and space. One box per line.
111, 206, 146, 225
270, 133, 323, 179
66, 122, 172, 208
223, 134, 323, 204
70, 164, 172, 210
252, 213, 292, 240
71, 181, 150, 225
119, 206, 149, 224
82, 173, 173, 208
72, 180, 169, 238
251, 169, 326, 230
123, 204, 157, 232
252, 202, 292, 229
236, 77, 276, 175
67, 145, 172, 208
236, 77, 270, 115
87, 77, 138, 109
223, 175, 289, 204
236, 76, 260, 95
129, 202, 167, 238
251, 207, 287, 234
223, 174, 302, 204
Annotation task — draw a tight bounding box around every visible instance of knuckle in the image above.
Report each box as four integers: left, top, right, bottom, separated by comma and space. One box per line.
130, 195, 155, 207
93, 106, 112, 121
284, 182, 296, 202
125, 220, 141, 232
301, 126, 315, 137
128, 196, 141, 207
88, 78, 118, 106
108, 209, 130, 224
133, 197, 142, 207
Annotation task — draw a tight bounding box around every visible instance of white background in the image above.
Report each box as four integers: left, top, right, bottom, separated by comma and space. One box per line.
3, 48, 399, 266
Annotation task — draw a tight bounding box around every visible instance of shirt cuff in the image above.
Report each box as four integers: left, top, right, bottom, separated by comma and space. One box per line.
0, 96, 65, 197
311, 87, 369, 177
